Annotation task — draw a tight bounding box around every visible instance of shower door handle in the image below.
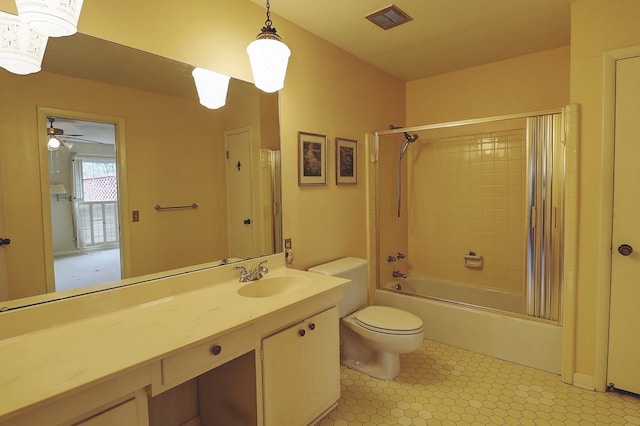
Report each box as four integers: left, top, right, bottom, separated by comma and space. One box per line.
618, 244, 633, 256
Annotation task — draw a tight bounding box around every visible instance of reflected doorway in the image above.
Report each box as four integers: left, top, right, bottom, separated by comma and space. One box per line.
46, 116, 122, 292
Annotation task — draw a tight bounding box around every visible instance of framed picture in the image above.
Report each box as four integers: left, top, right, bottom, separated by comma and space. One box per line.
298, 131, 327, 185
335, 137, 358, 185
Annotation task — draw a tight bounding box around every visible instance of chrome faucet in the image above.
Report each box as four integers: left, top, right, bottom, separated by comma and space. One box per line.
392, 270, 407, 279
235, 260, 269, 282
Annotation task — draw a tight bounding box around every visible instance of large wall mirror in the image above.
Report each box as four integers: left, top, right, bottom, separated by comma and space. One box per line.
0, 33, 282, 309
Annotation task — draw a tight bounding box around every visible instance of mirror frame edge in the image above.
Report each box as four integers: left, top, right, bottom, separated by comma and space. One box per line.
36, 106, 131, 294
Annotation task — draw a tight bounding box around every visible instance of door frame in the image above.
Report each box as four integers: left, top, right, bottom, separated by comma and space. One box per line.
36, 107, 131, 293
591, 45, 640, 391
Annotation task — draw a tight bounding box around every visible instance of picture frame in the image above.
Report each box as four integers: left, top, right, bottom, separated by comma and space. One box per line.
335, 137, 358, 185
298, 131, 327, 185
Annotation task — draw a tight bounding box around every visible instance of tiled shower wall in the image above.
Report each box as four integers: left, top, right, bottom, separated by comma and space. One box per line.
407, 128, 526, 294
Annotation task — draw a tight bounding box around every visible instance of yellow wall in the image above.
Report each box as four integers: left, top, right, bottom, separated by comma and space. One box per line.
76, 0, 406, 272
0, 0, 405, 300
406, 46, 570, 126
569, 0, 640, 386
0, 70, 230, 298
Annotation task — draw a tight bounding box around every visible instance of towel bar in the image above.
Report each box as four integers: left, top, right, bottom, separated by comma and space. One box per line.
154, 203, 198, 211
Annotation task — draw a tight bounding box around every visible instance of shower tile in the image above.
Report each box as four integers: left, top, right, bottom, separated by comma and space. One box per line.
319, 340, 640, 426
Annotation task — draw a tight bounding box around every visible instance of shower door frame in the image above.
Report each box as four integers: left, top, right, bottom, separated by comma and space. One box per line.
367, 106, 576, 325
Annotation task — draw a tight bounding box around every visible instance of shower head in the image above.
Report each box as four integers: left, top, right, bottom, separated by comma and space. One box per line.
400, 132, 419, 159
403, 132, 418, 143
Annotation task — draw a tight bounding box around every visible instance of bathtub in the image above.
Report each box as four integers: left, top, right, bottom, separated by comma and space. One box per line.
375, 278, 562, 374
384, 277, 524, 314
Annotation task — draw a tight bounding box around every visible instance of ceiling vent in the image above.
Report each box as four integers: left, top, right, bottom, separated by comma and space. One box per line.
366, 5, 413, 30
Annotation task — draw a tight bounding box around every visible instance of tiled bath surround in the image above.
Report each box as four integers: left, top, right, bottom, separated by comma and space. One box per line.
408, 127, 526, 295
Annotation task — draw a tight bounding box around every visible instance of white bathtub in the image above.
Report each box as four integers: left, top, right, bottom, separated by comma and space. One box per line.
384, 277, 524, 314
375, 278, 562, 374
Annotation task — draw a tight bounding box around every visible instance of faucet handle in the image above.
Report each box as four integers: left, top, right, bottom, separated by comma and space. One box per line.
234, 265, 252, 282
253, 260, 269, 280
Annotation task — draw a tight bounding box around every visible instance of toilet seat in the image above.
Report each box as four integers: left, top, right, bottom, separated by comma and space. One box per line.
354, 306, 423, 335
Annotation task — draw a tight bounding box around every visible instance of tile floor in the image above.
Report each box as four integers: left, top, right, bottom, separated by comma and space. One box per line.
319, 339, 640, 426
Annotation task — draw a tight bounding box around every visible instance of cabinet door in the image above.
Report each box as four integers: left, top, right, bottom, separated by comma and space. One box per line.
304, 306, 340, 422
262, 306, 340, 426
262, 319, 307, 425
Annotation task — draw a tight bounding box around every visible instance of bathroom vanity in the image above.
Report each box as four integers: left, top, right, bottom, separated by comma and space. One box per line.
0, 254, 347, 426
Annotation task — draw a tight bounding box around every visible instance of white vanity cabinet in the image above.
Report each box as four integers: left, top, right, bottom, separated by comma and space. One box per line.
261, 306, 340, 426
1, 368, 151, 426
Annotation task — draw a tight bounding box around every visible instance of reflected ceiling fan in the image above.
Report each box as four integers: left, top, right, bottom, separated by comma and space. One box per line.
46, 117, 106, 151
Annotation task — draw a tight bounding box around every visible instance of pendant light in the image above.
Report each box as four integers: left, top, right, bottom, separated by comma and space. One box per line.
192, 67, 231, 109
0, 11, 48, 75
15, 0, 84, 38
246, 0, 291, 93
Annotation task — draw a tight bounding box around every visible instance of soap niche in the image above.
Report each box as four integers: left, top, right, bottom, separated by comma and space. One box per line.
148, 351, 257, 426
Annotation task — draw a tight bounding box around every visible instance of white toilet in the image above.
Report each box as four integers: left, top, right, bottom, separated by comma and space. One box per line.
309, 257, 424, 380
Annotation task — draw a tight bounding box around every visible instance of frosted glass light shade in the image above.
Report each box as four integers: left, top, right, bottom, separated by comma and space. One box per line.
47, 136, 60, 150
192, 67, 230, 109
0, 11, 48, 75
15, 0, 84, 37
247, 38, 291, 93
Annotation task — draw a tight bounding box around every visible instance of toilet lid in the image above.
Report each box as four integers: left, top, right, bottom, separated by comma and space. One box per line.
354, 306, 423, 335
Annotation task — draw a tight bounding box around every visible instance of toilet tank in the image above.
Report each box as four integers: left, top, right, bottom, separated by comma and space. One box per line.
308, 257, 368, 318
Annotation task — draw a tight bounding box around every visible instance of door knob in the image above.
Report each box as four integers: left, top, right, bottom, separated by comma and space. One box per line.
618, 244, 633, 256
243, 218, 251, 225
0, 238, 10, 247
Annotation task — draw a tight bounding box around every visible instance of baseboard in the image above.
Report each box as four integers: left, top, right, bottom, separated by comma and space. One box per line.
572, 372, 595, 390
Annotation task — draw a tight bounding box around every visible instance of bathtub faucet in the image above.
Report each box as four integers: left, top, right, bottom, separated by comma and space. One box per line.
392, 270, 407, 279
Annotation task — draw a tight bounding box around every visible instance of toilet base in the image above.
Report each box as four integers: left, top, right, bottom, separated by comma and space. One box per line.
340, 322, 406, 380
341, 351, 400, 380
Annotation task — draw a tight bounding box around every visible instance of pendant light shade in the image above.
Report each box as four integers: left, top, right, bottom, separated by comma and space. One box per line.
247, 0, 290, 93
15, 0, 84, 38
192, 67, 231, 109
0, 11, 48, 75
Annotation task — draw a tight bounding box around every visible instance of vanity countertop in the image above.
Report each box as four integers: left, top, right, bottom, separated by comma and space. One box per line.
0, 255, 347, 421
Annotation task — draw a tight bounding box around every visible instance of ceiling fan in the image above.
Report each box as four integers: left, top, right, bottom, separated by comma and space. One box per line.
46, 117, 107, 151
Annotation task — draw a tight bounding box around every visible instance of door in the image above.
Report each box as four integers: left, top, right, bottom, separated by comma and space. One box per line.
45, 115, 121, 293
608, 56, 640, 394
225, 129, 255, 259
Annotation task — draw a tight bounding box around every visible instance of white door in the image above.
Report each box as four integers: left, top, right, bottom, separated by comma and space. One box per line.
0, 177, 10, 301
608, 56, 640, 394
225, 129, 255, 259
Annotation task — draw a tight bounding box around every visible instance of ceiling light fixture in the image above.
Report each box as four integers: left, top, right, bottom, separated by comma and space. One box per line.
0, 11, 48, 75
15, 0, 85, 38
192, 67, 231, 109
46, 117, 77, 151
246, 0, 291, 93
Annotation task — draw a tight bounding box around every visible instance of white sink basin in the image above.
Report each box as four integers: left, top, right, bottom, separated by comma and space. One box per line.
237, 276, 311, 298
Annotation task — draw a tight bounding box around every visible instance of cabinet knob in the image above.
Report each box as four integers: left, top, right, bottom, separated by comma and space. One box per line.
211, 345, 222, 356
298, 329, 306, 337
308, 323, 316, 331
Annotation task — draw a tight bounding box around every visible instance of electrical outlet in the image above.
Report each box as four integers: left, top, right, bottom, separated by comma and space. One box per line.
284, 238, 292, 250
132, 210, 140, 222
